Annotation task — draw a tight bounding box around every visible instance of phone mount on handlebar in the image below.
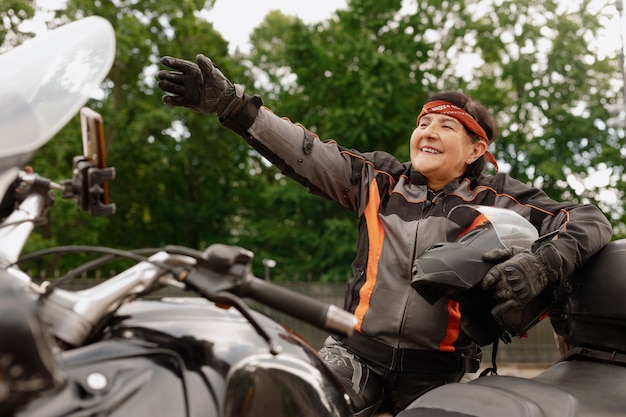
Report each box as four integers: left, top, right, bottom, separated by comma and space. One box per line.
61, 156, 116, 216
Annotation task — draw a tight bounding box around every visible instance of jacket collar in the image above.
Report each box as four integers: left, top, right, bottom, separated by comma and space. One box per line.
408, 167, 468, 194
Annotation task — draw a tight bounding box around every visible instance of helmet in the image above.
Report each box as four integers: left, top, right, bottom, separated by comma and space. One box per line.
411, 205, 542, 345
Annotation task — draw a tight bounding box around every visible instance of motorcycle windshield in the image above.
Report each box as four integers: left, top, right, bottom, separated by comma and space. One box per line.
0, 16, 115, 195
450, 204, 539, 250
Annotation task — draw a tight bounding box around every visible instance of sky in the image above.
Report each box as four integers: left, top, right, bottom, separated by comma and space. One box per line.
200, 0, 625, 56
202, 0, 348, 53
28, 1, 349, 52
27, 1, 624, 57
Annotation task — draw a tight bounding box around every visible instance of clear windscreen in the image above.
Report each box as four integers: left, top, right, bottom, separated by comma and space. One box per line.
0, 16, 115, 160
0, 16, 115, 199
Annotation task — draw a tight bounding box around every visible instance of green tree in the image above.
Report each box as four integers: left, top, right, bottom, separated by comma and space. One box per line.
3, 0, 623, 277
242, 0, 623, 278
10, 1, 264, 273
0, 0, 35, 49
464, 0, 622, 216
238, 1, 398, 277
238, 0, 480, 277
63, 0, 258, 250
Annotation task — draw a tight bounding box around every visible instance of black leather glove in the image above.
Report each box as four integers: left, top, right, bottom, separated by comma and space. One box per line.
157, 54, 243, 118
481, 246, 556, 318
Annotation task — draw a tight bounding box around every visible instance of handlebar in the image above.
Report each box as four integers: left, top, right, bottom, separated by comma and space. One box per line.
242, 277, 357, 337
179, 243, 357, 337
27, 243, 356, 349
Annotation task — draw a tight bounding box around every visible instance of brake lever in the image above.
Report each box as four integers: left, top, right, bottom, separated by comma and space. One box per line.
164, 245, 282, 354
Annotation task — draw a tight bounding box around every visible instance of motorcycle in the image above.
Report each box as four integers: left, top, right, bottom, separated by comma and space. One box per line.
0, 16, 357, 417
399, 208, 626, 416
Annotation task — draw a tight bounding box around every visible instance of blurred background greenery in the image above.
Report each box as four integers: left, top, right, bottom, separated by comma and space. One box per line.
2, 0, 625, 280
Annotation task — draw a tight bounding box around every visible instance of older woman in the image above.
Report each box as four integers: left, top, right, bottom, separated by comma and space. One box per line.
157, 54, 612, 417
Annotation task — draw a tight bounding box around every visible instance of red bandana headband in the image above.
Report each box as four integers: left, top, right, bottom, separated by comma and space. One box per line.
418, 100, 498, 172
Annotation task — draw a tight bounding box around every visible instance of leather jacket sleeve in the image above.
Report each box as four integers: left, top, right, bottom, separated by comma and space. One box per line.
487, 173, 613, 283
221, 96, 391, 214
221, 95, 613, 285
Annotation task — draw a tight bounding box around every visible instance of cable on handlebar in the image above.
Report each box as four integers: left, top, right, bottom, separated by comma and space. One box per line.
13, 246, 185, 291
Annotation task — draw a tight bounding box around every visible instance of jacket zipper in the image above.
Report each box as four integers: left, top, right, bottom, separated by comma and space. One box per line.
396, 189, 444, 354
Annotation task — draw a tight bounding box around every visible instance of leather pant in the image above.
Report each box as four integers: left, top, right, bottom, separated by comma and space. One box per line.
319, 337, 465, 416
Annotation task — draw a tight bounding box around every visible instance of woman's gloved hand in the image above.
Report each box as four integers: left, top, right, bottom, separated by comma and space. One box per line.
481, 246, 557, 319
157, 54, 243, 118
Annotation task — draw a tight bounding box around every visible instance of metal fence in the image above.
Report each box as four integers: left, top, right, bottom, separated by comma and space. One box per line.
252, 281, 561, 365
55, 277, 561, 366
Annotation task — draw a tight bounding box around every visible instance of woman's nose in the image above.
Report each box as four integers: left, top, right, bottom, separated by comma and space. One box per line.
421, 123, 438, 138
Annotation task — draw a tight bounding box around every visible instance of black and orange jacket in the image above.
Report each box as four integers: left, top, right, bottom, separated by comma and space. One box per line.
226, 102, 612, 355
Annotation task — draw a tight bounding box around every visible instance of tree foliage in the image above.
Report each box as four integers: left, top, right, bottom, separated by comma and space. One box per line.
244, 0, 624, 273
3, 1, 261, 272
0, 0, 36, 49
463, 0, 623, 212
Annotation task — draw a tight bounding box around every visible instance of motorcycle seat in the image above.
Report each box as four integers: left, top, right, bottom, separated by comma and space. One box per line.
400, 373, 577, 417
531, 359, 626, 417
400, 358, 626, 417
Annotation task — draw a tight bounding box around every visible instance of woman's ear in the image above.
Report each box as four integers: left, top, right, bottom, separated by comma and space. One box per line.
468, 140, 488, 163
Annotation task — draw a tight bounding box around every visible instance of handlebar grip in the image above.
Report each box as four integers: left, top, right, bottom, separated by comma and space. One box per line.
243, 277, 357, 337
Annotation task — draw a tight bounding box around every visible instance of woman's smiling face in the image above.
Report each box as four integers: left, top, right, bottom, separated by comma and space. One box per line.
409, 113, 486, 190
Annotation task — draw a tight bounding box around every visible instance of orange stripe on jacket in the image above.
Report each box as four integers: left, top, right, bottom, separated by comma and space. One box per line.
354, 181, 385, 332
439, 300, 461, 352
